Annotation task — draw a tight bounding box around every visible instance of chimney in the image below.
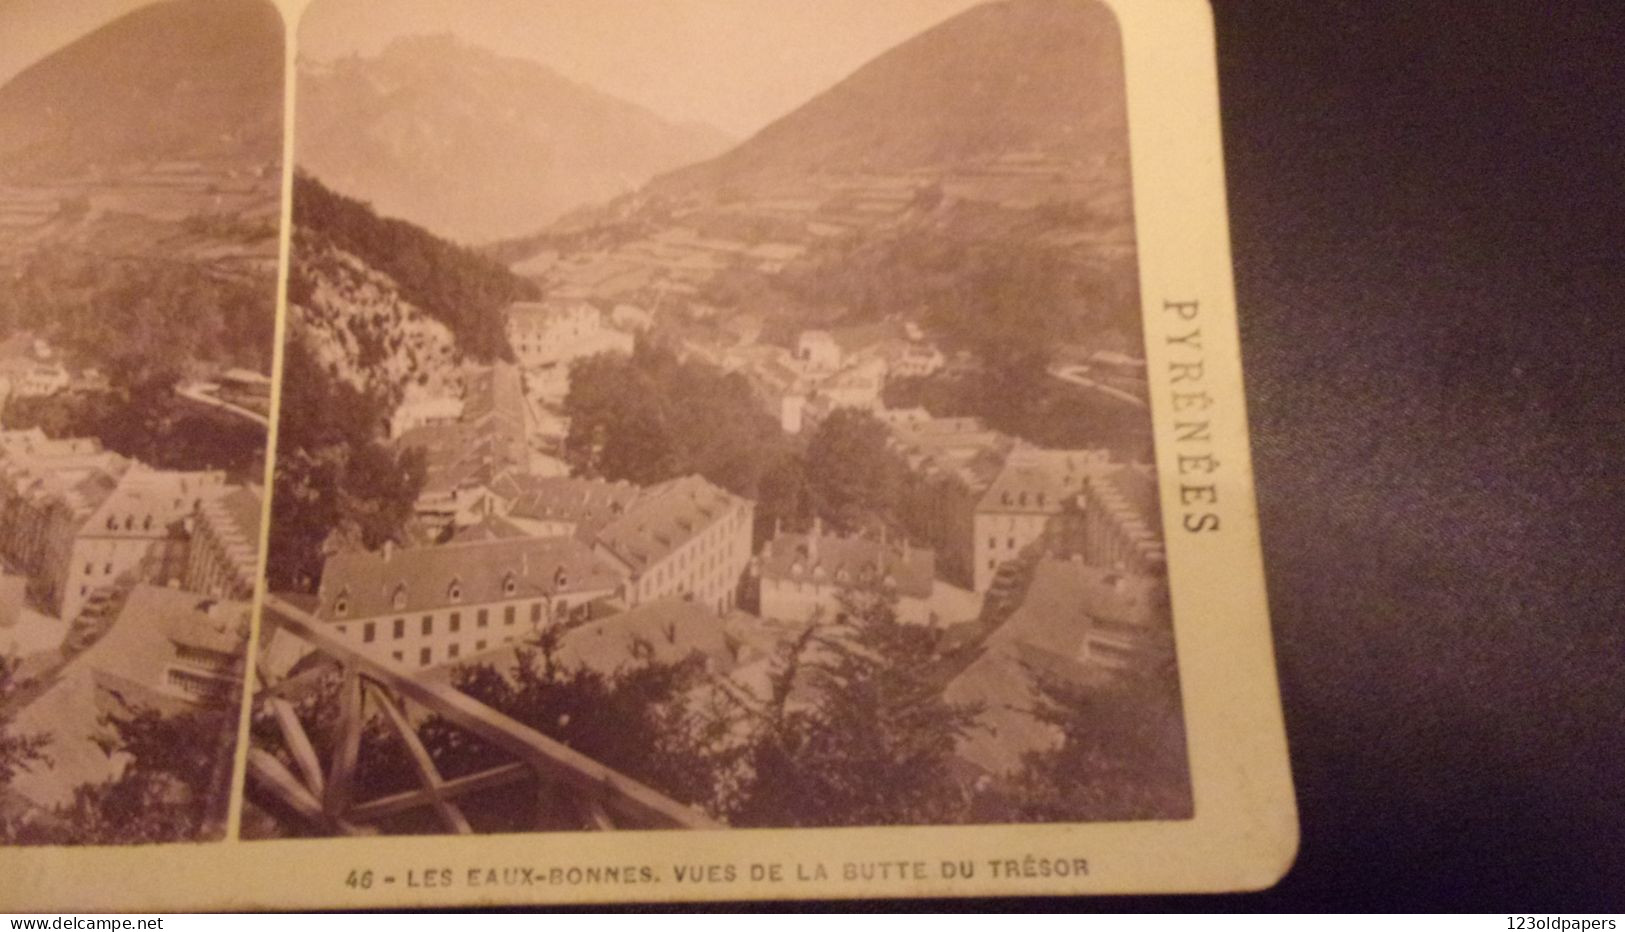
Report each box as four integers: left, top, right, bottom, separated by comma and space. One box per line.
809, 517, 821, 561
382, 540, 395, 563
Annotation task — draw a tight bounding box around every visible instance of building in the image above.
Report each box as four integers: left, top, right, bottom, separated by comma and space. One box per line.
398, 364, 528, 529
504, 300, 633, 370
47, 466, 228, 620
1076, 465, 1166, 575
943, 558, 1171, 777
795, 330, 842, 373
758, 523, 936, 625
185, 486, 264, 600
0, 332, 71, 399
2, 585, 248, 809
316, 535, 627, 671
502, 475, 643, 540
388, 395, 464, 439
972, 447, 1113, 592
0, 442, 128, 598
593, 475, 754, 616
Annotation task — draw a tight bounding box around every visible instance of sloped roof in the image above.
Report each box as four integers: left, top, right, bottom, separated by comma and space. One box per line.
4, 585, 248, 809
316, 536, 626, 621
944, 559, 1164, 776
977, 447, 1113, 515
594, 476, 746, 576
506, 476, 643, 538
760, 531, 935, 599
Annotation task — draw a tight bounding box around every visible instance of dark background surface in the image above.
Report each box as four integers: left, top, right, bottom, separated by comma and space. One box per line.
677, 0, 1624, 913
1201, 0, 1624, 912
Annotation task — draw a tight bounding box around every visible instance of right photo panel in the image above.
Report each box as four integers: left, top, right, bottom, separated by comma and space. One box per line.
245, 0, 1188, 838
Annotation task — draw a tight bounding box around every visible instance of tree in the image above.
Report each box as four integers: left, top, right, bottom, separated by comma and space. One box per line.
0, 653, 50, 793
726, 589, 984, 828
31, 703, 239, 845
563, 340, 787, 499
994, 653, 1193, 823
801, 409, 907, 534
265, 333, 426, 593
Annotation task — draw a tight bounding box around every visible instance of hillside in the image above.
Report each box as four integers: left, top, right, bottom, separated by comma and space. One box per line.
652, 0, 1126, 195
0, 0, 284, 182
297, 34, 733, 244
0, 0, 284, 380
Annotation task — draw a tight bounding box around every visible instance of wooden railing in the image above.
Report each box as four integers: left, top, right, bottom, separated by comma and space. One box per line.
246, 594, 718, 835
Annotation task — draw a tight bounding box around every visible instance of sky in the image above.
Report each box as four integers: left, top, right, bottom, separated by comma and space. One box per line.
1, 0, 994, 138
292, 0, 993, 138
0, 0, 167, 87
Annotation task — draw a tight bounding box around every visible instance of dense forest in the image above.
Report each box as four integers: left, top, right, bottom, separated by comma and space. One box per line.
0, 252, 275, 376
265, 333, 426, 594
4, 357, 267, 478
1, 655, 239, 845
291, 172, 538, 362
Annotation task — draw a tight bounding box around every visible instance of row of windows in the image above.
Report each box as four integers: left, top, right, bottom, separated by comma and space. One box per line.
393, 638, 494, 669
360, 602, 541, 644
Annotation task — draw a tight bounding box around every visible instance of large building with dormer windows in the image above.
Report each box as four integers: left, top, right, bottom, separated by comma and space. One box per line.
592, 475, 754, 616
972, 447, 1113, 592
758, 523, 936, 625
315, 535, 626, 670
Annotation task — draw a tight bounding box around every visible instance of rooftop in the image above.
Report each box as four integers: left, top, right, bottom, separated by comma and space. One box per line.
316, 535, 627, 621
595, 475, 746, 575
760, 529, 935, 599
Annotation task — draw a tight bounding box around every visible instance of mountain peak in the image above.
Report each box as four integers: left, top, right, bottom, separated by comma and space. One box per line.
656, 0, 1126, 193
0, 0, 285, 180
296, 36, 733, 243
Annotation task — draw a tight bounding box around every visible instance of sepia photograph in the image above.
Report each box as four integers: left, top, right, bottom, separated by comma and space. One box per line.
245, 0, 1190, 840
0, 0, 282, 845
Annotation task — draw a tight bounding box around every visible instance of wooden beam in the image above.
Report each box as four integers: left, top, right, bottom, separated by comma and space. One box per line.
323, 666, 364, 819
365, 682, 473, 835
268, 697, 324, 797
348, 762, 531, 824
264, 595, 719, 830
246, 748, 324, 824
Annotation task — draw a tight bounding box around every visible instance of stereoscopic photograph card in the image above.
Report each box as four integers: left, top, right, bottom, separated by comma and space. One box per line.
0, 0, 1295, 910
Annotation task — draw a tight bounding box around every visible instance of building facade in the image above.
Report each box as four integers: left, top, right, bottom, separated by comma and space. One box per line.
317, 535, 625, 670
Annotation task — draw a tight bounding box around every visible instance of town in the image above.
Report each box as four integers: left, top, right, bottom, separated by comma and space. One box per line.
261, 279, 1172, 813
0, 330, 265, 831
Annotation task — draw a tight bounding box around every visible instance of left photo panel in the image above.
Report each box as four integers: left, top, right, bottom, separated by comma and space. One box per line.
0, 0, 283, 843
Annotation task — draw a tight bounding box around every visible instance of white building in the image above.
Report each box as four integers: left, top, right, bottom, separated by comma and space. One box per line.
973, 447, 1113, 592
504, 300, 633, 371
759, 524, 936, 625
317, 535, 626, 671
593, 475, 755, 616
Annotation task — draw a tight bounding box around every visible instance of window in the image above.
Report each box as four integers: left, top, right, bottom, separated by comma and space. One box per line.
476, 640, 487, 651
422, 615, 433, 636
391, 584, 408, 610
504, 605, 516, 626
104, 563, 113, 575
988, 537, 996, 551
449, 613, 460, 633
447, 579, 463, 602
477, 609, 488, 628
363, 622, 375, 644
334, 592, 350, 617
393, 618, 405, 639
392, 651, 403, 662
503, 573, 517, 597
419, 647, 432, 667
84, 562, 92, 575
448, 643, 460, 659
1008, 537, 1016, 549
142, 515, 153, 531
530, 602, 543, 624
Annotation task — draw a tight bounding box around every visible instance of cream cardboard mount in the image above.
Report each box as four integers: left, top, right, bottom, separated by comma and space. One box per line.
0, 0, 1296, 909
